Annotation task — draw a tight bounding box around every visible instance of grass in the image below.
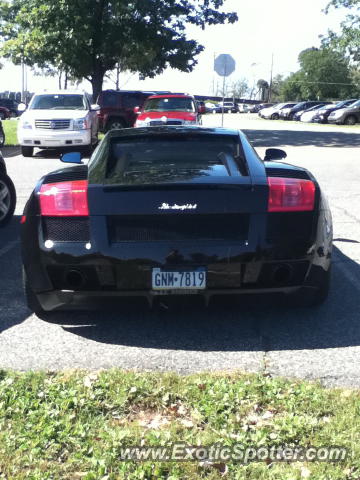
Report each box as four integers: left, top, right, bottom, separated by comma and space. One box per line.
0, 370, 359, 479
2, 119, 18, 146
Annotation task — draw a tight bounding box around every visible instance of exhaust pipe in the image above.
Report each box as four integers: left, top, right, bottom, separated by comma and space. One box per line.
272, 264, 292, 284
65, 269, 85, 289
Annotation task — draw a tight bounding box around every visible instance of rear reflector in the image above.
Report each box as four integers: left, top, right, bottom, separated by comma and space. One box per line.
39, 180, 89, 216
268, 177, 315, 212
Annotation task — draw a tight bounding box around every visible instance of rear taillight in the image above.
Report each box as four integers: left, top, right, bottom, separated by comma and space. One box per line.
268, 177, 315, 212
39, 180, 89, 216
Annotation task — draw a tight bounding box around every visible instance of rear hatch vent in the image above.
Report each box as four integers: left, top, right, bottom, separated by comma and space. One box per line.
107, 214, 250, 242
265, 168, 310, 180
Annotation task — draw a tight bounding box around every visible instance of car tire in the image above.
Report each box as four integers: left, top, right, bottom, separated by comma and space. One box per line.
107, 118, 126, 130
23, 267, 44, 314
0, 172, 16, 227
271, 113, 279, 120
344, 115, 356, 126
0, 112, 5, 120
21, 146, 34, 157
0, 126, 5, 147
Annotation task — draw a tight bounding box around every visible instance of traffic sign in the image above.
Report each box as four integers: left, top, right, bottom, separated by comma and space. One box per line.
214, 54, 236, 77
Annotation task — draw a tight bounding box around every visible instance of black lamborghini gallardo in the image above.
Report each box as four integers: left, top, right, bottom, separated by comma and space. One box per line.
21, 126, 332, 312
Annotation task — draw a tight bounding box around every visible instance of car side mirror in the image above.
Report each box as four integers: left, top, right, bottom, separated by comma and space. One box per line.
264, 148, 287, 161
60, 152, 83, 164
17, 103, 27, 112
198, 105, 206, 114
133, 106, 141, 114
90, 104, 100, 111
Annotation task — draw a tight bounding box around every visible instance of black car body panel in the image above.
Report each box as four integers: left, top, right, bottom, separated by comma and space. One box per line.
21, 126, 332, 310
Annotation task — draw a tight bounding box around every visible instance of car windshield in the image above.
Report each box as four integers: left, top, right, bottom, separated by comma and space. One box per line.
106, 135, 244, 185
30, 94, 87, 110
144, 97, 196, 113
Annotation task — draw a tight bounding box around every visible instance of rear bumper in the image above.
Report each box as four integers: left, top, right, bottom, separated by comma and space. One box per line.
37, 284, 319, 310
23, 240, 329, 310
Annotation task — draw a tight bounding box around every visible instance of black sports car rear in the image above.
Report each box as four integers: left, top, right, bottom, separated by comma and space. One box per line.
21, 126, 332, 312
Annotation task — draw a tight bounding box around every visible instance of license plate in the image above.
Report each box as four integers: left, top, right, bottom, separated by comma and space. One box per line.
152, 268, 206, 290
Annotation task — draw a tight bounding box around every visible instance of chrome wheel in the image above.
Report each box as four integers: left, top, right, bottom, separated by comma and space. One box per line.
0, 178, 11, 221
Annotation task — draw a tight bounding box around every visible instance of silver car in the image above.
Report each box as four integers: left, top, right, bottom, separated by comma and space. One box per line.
327, 100, 360, 125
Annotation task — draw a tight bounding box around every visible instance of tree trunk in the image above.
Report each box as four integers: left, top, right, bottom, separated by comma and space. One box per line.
115, 63, 120, 90
91, 71, 104, 103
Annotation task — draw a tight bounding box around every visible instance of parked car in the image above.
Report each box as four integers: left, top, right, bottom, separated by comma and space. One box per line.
21, 126, 332, 313
0, 98, 19, 117
0, 151, 16, 226
218, 101, 238, 113
0, 107, 11, 120
96, 90, 159, 130
205, 102, 222, 113
237, 104, 251, 113
134, 94, 202, 127
292, 103, 331, 122
251, 103, 274, 114
280, 101, 325, 121
327, 100, 360, 125
17, 90, 100, 157
312, 100, 358, 124
0, 120, 5, 147
260, 103, 297, 120
297, 103, 332, 122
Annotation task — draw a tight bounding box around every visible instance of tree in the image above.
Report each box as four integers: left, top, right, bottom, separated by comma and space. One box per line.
279, 47, 354, 100
269, 74, 285, 102
0, 0, 237, 101
229, 78, 249, 100
257, 79, 269, 101
322, 0, 360, 63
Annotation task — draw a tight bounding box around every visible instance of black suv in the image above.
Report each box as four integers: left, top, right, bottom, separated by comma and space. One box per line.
0, 152, 16, 226
0, 98, 19, 117
97, 90, 171, 131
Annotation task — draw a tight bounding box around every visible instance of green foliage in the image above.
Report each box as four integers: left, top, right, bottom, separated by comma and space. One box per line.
0, 0, 237, 101
279, 47, 354, 100
2, 119, 18, 146
322, 0, 360, 62
0, 369, 359, 479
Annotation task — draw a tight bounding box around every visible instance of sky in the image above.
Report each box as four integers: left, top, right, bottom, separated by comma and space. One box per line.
0, 0, 346, 97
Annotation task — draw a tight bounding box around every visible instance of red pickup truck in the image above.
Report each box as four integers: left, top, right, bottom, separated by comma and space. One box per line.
134, 94, 204, 127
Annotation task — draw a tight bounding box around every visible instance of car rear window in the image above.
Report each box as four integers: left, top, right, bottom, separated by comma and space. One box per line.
106, 135, 246, 185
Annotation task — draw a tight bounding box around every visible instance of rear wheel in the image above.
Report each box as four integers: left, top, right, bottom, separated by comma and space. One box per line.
0, 173, 16, 226
344, 115, 356, 125
107, 118, 126, 130
23, 267, 44, 314
21, 146, 34, 157
0, 126, 5, 147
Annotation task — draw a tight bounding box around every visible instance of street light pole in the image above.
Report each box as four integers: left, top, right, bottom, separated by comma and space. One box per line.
269, 53, 274, 103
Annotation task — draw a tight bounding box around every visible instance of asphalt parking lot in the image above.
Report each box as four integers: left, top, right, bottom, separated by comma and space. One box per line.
1, 114, 360, 387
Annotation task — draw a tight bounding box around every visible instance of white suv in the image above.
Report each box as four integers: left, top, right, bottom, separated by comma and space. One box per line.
17, 90, 100, 157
